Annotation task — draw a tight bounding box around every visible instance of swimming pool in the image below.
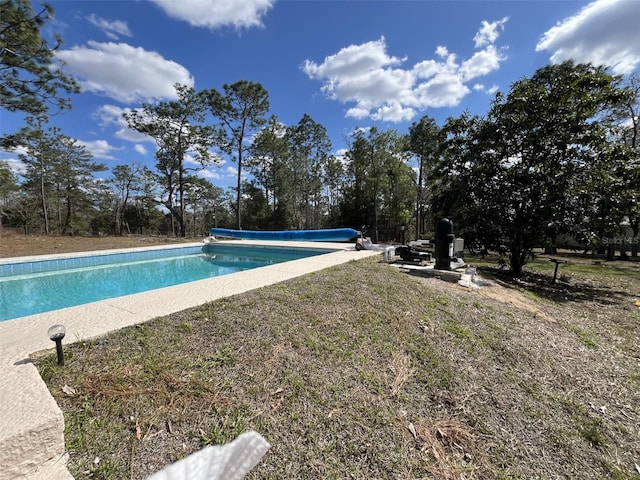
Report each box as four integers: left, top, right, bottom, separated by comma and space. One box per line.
0, 243, 334, 321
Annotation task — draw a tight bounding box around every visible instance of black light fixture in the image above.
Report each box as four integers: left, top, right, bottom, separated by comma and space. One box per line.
47, 324, 66, 365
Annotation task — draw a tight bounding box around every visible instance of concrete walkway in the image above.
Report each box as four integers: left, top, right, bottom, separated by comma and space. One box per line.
0, 240, 380, 479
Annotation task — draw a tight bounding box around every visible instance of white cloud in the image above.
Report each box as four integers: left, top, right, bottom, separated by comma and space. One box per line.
303, 37, 405, 81
413, 72, 470, 108
78, 139, 122, 160
332, 148, 349, 169
1, 146, 28, 175
302, 20, 508, 123
344, 106, 371, 120
56, 41, 194, 103
92, 104, 126, 128
472, 83, 500, 95
199, 169, 222, 180
184, 152, 200, 167
1, 144, 28, 157
134, 144, 148, 155
435, 46, 450, 58
459, 45, 507, 82
92, 105, 152, 143
87, 14, 132, 40
474, 17, 509, 48
371, 103, 415, 123
2, 156, 26, 175
536, 0, 640, 75
149, 0, 274, 30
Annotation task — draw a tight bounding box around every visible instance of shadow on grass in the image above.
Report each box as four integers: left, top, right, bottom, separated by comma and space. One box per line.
478, 266, 630, 306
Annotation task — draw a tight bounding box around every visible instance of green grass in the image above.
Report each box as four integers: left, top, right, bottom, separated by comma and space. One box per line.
568, 325, 599, 347
467, 251, 640, 280
555, 394, 608, 448
33, 255, 640, 480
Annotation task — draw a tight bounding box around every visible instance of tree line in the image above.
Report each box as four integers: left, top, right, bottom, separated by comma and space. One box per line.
1, 1, 639, 274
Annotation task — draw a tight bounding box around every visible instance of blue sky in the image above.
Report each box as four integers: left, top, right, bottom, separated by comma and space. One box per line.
2, 0, 640, 190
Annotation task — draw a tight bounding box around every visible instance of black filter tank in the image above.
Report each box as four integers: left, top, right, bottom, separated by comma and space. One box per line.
434, 218, 454, 270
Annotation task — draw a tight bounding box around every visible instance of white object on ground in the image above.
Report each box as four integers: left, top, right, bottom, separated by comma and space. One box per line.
458, 266, 482, 288
147, 430, 270, 480
383, 246, 396, 262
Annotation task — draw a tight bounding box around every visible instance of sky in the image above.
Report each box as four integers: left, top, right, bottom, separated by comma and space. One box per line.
2, 0, 640, 190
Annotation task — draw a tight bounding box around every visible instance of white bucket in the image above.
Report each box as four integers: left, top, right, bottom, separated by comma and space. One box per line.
383, 246, 396, 263
458, 273, 472, 287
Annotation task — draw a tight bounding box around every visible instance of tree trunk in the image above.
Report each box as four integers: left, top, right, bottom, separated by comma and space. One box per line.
178, 164, 186, 237
236, 139, 243, 230
415, 157, 423, 241
40, 164, 50, 234
64, 190, 72, 234
510, 252, 523, 276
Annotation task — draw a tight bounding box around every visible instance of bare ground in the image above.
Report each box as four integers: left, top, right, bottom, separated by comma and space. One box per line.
0, 233, 194, 258
17, 236, 640, 479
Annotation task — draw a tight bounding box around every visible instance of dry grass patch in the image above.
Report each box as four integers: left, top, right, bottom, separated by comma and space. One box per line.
34, 254, 640, 479
0, 233, 194, 258
409, 418, 487, 480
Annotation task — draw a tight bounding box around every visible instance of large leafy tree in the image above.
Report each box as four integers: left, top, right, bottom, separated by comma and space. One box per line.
406, 115, 441, 239
284, 114, 332, 229
51, 134, 106, 234
17, 117, 59, 233
17, 117, 105, 234
248, 114, 335, 230
322, 153, 345, 226
338, 130, 369, 231
612, 73, 640, 256
124, 84, 217, 237
108, 163, 154, 235
239, 180, 271, 230
0, 161, 18, 203
434, 62, 632, 274
204, 80, 269, 230
431, 113, 490, 251
247, 115, 289, 225
0, 0, 78, 127
183, 176, 224, 235
0, 160, 19, 231
340, 127, 415, 242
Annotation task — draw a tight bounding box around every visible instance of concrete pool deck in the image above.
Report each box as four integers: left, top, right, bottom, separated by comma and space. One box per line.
0, 240, 381, 479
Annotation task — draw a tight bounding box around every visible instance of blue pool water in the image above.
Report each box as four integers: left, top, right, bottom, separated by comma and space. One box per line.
0, 244, 333, 321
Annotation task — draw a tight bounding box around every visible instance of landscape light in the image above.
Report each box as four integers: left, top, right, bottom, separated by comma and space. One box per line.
47, 324, 66, 365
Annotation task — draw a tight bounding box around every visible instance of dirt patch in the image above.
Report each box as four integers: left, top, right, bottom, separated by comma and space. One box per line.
474, 278, 558, 323
0, 233, 196, 258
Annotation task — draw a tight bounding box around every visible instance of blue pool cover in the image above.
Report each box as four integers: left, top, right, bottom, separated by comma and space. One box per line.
209, 228, 359, 242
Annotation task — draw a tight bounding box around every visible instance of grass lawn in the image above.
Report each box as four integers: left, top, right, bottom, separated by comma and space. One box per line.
28, 241, 640, 479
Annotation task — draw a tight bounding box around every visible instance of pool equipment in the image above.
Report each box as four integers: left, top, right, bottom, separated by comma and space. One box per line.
434, 218, 455, 270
